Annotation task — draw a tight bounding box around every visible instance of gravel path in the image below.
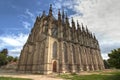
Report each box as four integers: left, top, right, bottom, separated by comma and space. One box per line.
0, 74, 63, 80
0, 69, 63, 80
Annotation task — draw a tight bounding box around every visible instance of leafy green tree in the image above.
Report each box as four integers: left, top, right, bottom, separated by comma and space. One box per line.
0, 48, 8, 56
7, 56, 14, 62
0, 53, 7, 66
0, 48, 8, 66
108, 48, 120, 69
13, 57, 18, 62
103, 60, 110, 69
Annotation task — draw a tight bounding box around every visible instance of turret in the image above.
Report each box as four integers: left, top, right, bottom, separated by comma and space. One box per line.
58, 9, 61, 21
49, 4, 52, 16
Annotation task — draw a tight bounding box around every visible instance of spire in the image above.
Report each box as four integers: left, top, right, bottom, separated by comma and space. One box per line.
72, 17, 76, 30
86, 25, 89, 33
65, 13, 69, 24
77, 20, 80, 28
65, 13, 70, 29
42, 11, 46, 17
81, 23, 85, 31
72, 17, 74, 24
62, 8, 65, 23
77, 20, 81, 31
65, 13, 68, 20
93, 33, 97, 40
58, 9, 61, 21
49, 4, 52, 16
77, 20, 81, 38
90, 32, 93, 38
77, 20, 79, 27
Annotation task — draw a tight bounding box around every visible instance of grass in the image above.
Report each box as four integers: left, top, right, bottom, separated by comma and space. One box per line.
0, 77, 32, 80
59, 70, 120, 80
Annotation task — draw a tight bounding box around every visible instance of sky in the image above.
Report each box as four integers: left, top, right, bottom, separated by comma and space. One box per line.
0, 0, 120, 59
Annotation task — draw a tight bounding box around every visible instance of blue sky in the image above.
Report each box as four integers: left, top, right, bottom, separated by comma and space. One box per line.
0, 0, 120, 59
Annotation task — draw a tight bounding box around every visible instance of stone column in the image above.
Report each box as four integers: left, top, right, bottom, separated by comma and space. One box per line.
79, 46, 83, 71
87, 48, 91, 71
82, 47, 87, 71
75, 45, 80, 72
67, 44, 72, 72
84, 47, 90, 71
71, 44, 76, 73
61, 42, 66, 73
91, 49, 98, 70
97, 50, 104, 70
94, 50, 99, 70
89, 48, 94, 71
32, 42, 39, 73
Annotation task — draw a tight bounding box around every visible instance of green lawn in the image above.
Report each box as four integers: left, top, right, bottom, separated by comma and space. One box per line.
59, 70, 120, 80
0, 77, 32, 80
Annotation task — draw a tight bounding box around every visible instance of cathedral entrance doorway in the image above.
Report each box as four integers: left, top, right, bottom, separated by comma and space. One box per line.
53, 61, 57, 72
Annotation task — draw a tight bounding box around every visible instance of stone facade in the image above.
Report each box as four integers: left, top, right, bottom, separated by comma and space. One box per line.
18, 4, 104, 74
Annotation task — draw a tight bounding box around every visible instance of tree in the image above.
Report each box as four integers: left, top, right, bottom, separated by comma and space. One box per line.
0, 53, 7, 66
103, 60, 110, 69
108, 48, 120, 69
7, 56, 14, 62
0, 48, 18, 67
0, 48, 8, 67
13, 57, 18, 62
0, 48, 8, 56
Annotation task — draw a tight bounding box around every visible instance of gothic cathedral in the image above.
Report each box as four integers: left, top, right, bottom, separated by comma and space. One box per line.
18, 4, 104, 74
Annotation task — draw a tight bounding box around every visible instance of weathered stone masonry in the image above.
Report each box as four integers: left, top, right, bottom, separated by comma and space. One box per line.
18, 4, 104, 74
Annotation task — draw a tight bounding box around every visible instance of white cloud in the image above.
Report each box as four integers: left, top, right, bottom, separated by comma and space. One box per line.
25, 9, 35, 22
53, 0, 120, 59
25, 9, 34, 18
101, 53, 109, 60
22, 21, 31, 30
0, 33, 28, 56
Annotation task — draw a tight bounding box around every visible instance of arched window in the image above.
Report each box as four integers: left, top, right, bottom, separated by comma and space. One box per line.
53, 42, 57, 59
72, 45, 76, 64
64, 43, 68, 63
